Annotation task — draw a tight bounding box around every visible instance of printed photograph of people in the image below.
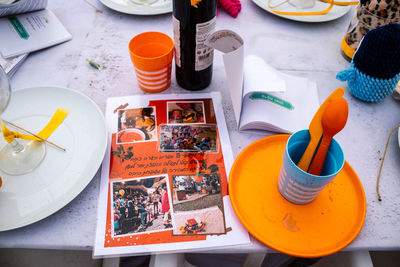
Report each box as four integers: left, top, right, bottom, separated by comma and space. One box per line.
167, 101, 205, 124
111, 175, 173, 236
159, 125, 218, 153
117, 107, 157, 144
171, 174, 226, 235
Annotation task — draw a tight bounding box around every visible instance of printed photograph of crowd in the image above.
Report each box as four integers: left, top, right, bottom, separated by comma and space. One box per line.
116, 107, 157, 144
171, 174, 226, 236
159, 124, 218, 153
167, 101, 205, 124
111, 176, 173, 236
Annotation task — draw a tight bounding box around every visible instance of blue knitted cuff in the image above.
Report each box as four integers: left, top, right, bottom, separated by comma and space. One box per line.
336, 62, 400, 102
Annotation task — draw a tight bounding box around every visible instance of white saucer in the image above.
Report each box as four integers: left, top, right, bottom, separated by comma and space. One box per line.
0, 86, 107, 231
99, 0, 171, 15
252, 0, 352, 23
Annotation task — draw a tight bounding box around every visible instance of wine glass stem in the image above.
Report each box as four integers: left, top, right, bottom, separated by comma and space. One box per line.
9, 139, 24, 153
1, 118, 25, 153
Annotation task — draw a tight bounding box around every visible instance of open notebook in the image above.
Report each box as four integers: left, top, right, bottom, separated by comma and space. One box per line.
0, 1, 71, 75
239, 55, 319, 134
0, 9, 71, 58
207, 30, 319, 134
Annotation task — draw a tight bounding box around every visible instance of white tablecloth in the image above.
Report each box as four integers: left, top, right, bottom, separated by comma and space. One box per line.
1, 0, 400, 253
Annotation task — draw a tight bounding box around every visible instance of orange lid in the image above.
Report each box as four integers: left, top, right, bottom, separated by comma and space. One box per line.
229, 135, 366, 258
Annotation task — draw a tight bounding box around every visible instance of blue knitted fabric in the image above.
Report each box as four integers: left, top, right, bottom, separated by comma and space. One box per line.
337, 24, 400, 102
337, 62, 400, 102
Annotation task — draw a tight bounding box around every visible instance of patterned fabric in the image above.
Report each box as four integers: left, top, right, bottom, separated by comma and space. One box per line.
337, 24, 400, 102
342, 0, 400, 59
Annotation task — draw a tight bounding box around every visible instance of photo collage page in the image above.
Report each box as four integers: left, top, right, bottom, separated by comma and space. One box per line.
105, 98, 228, 247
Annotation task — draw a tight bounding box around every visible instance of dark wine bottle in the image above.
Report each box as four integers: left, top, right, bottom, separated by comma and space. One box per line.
173, 0, 217, 91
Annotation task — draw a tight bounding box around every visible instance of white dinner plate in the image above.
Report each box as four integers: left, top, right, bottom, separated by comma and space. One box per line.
252, 0, 351, 23
0, 87, 107, 231
99, 0, 171, 15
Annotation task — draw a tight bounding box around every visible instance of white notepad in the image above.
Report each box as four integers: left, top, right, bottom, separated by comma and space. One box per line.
0, 9, 71, 58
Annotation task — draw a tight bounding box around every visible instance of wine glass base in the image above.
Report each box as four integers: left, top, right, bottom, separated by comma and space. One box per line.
0, 140, 46, 175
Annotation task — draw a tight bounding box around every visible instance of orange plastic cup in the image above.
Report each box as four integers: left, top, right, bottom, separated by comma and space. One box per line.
129, 32, 174, 93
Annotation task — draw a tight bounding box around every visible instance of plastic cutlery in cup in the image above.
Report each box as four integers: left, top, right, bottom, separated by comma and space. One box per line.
297, 88, 345, 172
308, 97, 348, 176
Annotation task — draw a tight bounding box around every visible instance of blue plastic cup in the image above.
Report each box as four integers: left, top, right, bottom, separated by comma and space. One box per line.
278, 129, 345, 205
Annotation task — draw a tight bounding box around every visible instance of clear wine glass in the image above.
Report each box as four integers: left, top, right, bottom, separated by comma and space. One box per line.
0, 66, 46, 175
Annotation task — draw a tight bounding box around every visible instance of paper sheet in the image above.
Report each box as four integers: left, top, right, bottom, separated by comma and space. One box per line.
93, 92, 250, 257
0, 9, 71, 58
243, 55, 286, 96
0, 53, 27, 77
206, 30, 244, 127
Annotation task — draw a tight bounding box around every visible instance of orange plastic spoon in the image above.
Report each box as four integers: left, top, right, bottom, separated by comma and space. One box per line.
297, 88, 345, 172
308, 97, 348, 176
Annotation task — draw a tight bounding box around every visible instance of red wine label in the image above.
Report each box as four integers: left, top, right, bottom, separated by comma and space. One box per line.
172, 16, 181, 68
195, 17, 216, 71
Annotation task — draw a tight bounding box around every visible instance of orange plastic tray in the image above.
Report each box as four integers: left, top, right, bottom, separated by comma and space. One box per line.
229, 135, 366, 258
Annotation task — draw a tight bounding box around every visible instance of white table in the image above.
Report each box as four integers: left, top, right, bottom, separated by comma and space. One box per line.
1, 0, 400, 254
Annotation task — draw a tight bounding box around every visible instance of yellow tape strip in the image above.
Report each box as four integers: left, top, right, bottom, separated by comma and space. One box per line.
1, 108, 69, 143
36, 108, 69, 139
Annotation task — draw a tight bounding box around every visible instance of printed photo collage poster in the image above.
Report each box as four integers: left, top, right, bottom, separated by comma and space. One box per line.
94, 92, 250, 257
